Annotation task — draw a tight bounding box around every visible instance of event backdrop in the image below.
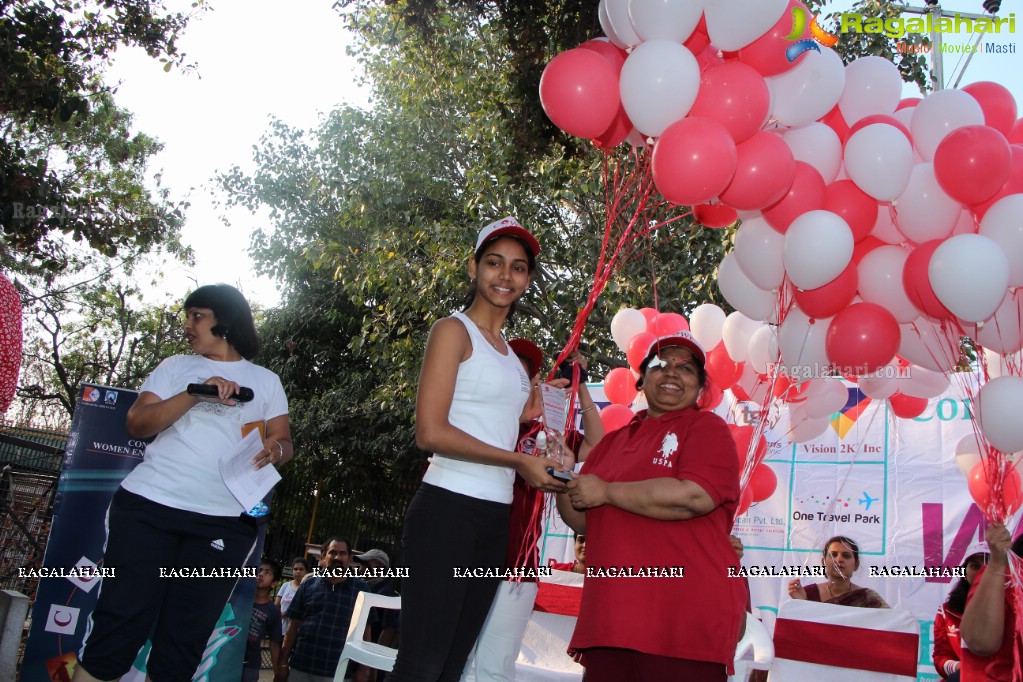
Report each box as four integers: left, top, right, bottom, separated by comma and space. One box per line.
20, 384, 263, 682
539, 377, 1011, 682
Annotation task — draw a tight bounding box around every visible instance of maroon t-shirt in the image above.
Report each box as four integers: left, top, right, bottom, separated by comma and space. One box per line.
569, 407, 745, 666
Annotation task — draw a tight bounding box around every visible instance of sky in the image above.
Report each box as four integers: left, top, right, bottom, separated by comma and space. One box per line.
103, 0, 1021, 311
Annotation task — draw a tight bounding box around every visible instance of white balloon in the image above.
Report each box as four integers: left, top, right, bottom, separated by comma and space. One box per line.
703, 0, 787, 51
690, 303, 727, 350
859, 366, 899, 400
620, 41, 700, 137
747, 324, 776, 375
735, 358, 772, 405
838, 56, 903, 125
894, 163, 961, 244
899, 365, 951, 399
898, 318, 961, 372
955, 433, 983, 477
803, 377, 849, 419
734, 216, 786, 291
776, 308, 831, 382
980, 194, 1023, 287
870, 204, 905, 245
598, 0, 627, 48
610, 308, 648, 352
723, 311, 761, 363
788, 402, 832, 443
856, 245, 919, 324
985, 347, 1023, 380
629, 0, 704, 42
718, 252, 779, 322
783, 123, 842, 184
768, 47, 846, 127
929, 234, 1010, 323
977, 376, 1023, 454
783, 210, 855, 290
963, 290, 1023, 354
910, 89, 985, 162
605, 0, 642, 47
844, 124, 914, 201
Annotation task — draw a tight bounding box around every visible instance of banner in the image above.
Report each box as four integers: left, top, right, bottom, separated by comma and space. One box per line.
540, 377, 1009, 681
20, 383, 264, 682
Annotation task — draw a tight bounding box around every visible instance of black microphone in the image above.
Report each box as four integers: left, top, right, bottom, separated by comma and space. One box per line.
186, 383, 254, 402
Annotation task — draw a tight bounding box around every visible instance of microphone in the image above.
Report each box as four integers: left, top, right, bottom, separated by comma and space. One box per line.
186, 384, 254, 402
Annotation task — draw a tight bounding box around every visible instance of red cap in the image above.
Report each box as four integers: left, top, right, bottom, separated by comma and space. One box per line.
509, 338, 543, 377
475, 216, 540, 256
643, 331, 706, 367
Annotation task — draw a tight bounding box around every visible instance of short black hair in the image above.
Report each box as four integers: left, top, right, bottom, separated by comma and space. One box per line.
183, 284, 260, 359
823, 536, 860, 565
292, 557, 310, 571
261, 559, 282, 581
462, 235, 537, 321
320, 536, 352, 554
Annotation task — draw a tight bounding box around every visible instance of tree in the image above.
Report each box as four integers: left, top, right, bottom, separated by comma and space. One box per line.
1, 0, 203, 272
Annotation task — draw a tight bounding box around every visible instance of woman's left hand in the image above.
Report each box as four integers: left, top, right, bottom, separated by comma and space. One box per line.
254, 437, 285, 470
567, 474, 609, 509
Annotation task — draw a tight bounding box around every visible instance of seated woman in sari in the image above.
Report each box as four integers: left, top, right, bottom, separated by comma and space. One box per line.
787, 535, 889, 608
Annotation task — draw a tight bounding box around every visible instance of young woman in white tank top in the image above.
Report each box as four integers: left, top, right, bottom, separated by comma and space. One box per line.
389, 217, 567, 682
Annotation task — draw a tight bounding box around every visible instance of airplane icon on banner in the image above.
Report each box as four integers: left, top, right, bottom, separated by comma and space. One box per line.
859, 492, 878, 511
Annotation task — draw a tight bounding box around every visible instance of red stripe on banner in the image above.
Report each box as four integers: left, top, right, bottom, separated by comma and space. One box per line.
533, 582, 582, 617
774, 617, 918, 677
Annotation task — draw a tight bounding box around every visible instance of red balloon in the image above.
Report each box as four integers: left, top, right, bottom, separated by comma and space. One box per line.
972, 144, 1023, 220
852, 236, 885, 265
848, 114, 911, 142
0, 273, 22, 414
639, 307, 658, 324
684, 16, 710, 54
968, 461, 1023, 516
763, 161, 826, 234
649, 312, 689, 336
696, 44, 726, 72
698, 378, 724, 410
902, 240, 953, 320
825, 180, 878, 242
962, 81, 1018, 137
694, 203, 738, 228
888, 391, 928, 419
706, 346, 742, 389
578, 39, 627, 73
626, 331, 657, 373
594, 107, 634, 149
793, 261, 858, 319
603, 367, 638, 406
719, 131, 796, 211
652, 117, 737, 205
599, 404, 636, 433
689, 62, 770, 143
738, 0, 811, 77
821, 105, 850, 143
933, 125, 1012, 206
749, 463, 778, 502
539, 48, 621, 139
896, 97, 921, 111
736, 485, 755, 515
1010, 118, 1023, 145
825, 302, 901, 375
732, 424, 768, 468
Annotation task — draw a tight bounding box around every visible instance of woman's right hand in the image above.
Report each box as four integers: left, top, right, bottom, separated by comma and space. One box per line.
200, 376, 242, 404
788, 578, 807, 600
517, 453, 568, 493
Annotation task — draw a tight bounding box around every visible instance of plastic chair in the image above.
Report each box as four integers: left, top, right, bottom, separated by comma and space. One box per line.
332, 591, 401, 682
730, 611, 775, 682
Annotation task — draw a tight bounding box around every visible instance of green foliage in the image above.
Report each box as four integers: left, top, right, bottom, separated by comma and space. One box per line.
1, 0, 202, 271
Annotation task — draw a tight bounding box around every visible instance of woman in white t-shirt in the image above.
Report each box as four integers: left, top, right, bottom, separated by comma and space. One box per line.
389, 217, 567, 682
73, 284, 292, 682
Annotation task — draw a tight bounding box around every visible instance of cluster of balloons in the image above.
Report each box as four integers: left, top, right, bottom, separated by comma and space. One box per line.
604, 306, 778, 514
0, 272, 21, 415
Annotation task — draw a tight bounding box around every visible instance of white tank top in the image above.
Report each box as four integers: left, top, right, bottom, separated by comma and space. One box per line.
421, 312, 531, 503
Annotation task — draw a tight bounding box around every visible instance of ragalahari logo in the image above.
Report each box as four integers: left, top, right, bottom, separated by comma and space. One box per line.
785, 6, 840, 62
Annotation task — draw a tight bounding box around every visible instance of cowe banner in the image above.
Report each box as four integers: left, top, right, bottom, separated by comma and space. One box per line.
20, 383, 264, 682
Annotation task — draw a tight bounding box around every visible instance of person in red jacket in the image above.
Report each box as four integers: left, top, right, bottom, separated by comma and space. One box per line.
933, 548, 989, 680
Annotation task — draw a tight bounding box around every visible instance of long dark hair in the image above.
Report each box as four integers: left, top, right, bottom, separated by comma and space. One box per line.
945, 552, 989, 614
461, 235, 537, 321
823, 536, 860, 566
183, 284, 260, 359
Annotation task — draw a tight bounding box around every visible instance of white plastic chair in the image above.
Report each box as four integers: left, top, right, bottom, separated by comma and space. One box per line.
730, 611, 775, 682
333, 591, 401, 682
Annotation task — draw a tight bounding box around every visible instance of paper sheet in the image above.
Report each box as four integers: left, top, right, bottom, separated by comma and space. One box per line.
219, 429, 281, 511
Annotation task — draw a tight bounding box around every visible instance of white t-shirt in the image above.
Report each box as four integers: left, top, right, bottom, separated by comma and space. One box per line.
120, 354, 289, 516
421, 312, 531, 503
